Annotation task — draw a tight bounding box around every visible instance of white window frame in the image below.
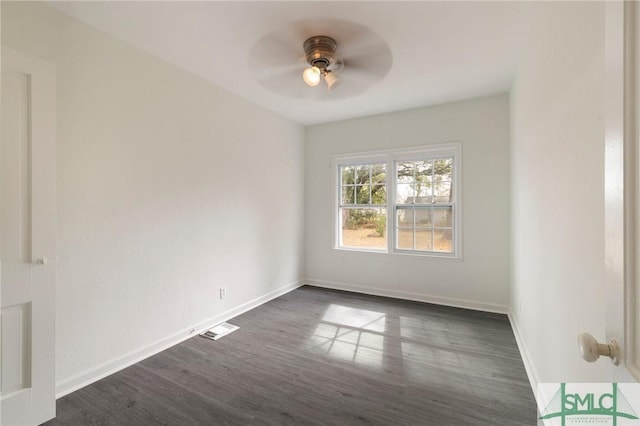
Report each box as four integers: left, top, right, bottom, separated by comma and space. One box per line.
334, 153, 389, 254
333, 142, 462, 259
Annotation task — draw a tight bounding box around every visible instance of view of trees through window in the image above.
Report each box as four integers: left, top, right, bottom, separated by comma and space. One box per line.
337, 147, 458, 256
395, 158, 453, 253
339, 163, 387, 249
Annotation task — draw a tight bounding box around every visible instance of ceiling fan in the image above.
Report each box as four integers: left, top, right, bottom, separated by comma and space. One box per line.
300, 36, 343, 90
248, 19, 392, 99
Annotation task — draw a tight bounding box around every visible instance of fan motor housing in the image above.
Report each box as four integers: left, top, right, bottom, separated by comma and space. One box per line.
304, 36, 337, 70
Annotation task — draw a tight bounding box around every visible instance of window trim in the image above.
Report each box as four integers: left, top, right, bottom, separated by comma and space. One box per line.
332, 142, 462, 259
334, 154, 389, 254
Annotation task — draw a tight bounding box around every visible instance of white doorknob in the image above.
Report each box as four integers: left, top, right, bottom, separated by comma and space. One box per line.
578, 332, 620, 365
34, 257, 48, 266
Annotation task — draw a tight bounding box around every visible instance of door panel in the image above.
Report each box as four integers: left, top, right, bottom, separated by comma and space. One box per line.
1, 49, 56, 425
1, 303, 32, 394
1, 70, 31, 265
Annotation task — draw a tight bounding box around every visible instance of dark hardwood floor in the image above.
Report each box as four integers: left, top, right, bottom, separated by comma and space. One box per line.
45, 286, 537, 425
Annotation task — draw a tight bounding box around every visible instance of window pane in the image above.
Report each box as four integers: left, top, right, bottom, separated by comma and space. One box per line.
341, 166, 355, 185
434, 229, 453, 253
340, 208, 387, 249
415, 161, 433, 203
415, 229, 433, 251
433, 207, 453, 228
355, 185, 370, 204
397, 228, 413, 250
415, 175, 432, 201
371, 164, 386, 184
396, 183, 414, 204
356, 165, 370, 183
371, 185, 386, 205
433, 180, 451, 204
396, 161, 414, 183
415, 208, 432, 228
342, 186, 355, 205
397, 208, 413, 226
415, 160, 432, 179
434, 158, 453, 179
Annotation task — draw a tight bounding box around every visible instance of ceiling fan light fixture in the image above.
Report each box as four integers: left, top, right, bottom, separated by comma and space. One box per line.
303, 66, 321, 87
302, 36, 342, 89
304, 36, 337, 65
324, 71, 339, 90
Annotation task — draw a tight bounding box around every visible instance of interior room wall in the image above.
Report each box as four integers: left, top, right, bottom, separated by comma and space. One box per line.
2, 1, 305, 395
509, 1, 609, 386
3, 0, 615, 404
304, 94, 511, 312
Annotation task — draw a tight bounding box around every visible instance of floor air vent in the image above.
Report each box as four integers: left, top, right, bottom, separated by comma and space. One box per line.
200, 322, 239, 340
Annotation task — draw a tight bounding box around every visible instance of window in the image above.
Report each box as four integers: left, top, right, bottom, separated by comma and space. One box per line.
338, 162, 387, 250
335, 143, 460, 257
395, 158, 454, 253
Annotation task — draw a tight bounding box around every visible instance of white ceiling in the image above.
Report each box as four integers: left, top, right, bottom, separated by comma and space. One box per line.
50, 1, 537, 125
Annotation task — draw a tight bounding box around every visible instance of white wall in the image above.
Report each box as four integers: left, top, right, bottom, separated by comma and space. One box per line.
2, 0, 612, 403
305, 94, 511, 312
2, 1, 305, 395
510, 1, 608, 385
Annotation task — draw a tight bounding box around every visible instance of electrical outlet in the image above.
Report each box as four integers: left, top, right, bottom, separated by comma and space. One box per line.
219, 287, 227, 300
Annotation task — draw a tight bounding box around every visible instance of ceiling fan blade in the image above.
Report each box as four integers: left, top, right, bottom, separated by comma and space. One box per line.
258, 62, 300, 75
343, 52, 393, 79
255, 68, 328, 100
334, 70, 383, 95
331, 24, 378, 51
248, 32, 301, 71
289, 19, 329, 43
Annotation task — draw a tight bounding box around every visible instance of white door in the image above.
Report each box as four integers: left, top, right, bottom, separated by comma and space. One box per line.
603, 1, 640, 383
1, 49, 56, 425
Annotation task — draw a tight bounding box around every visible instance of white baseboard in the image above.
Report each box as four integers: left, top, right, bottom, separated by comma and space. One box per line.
55, 280, 304, 398
508, 310, 543, 410
303, 278, 509, 314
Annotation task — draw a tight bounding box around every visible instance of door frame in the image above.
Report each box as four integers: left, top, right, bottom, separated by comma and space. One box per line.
604, 0, 639, 382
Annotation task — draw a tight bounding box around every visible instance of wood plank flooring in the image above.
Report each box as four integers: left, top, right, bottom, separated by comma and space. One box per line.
44, 286, 537, 425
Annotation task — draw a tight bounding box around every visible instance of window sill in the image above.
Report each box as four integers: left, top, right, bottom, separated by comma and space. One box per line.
392, 250, 462, 261
333, 246, 463, 261
334, 246, 388, 254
